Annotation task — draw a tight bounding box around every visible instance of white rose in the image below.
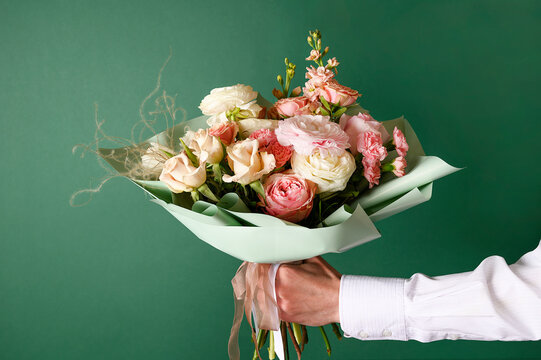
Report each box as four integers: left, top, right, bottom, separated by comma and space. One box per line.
237, 118, 280, 138
141, 142, 175, 176
291, 148, 356, 193
222, 139, 275, 185
159, 153, 207, 193
189, 129, 224, 164
199, 84, 262, 126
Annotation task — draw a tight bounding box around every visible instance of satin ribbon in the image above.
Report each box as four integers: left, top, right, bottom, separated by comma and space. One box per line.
229, 262, 281, 360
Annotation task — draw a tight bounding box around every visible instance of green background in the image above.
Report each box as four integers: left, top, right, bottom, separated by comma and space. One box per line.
1, 0, 540, 359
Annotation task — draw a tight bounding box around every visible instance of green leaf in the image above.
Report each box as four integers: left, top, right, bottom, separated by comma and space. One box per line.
319, 96, 331, 111
319, 107, 330, 116
212, 163, 222, 183
381, 162, 395, 172
197, 183, 219, 202
179, 138, 199, 167
333, 107, 347, 119
190, 190, 200, 203
249, 180, 266, 201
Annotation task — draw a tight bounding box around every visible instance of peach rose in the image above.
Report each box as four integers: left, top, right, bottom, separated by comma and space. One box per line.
260, 170, 317, 223
319, 80, 358, 106
274, 96, 316, 118
189, 129, 224, 164
159, 153, 207, 193
209, 121, 238, 146
222, 139, 276, 185
141, 142, 175, 176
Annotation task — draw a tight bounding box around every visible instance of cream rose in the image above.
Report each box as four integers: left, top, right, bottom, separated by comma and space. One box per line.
199, 84, 262, 126
141, 142, 175, 176
222, 139, 276, 185
189, 128, 224, 164
291, 148, 356, 193
237, 118, 279, 138
159, 153, 207, 193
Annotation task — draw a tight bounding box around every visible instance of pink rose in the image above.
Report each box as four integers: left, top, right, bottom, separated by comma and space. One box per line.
260, 170, 317, 223
275, 115, 350, 156
274, 96, 316, 118
262, 140, 293, 168
319, 80, 359, 106
362, 157, 381, 189
359, 131, 387, 161
339, 113, 390, 155
392, 156, 407, 177
393, 127, 409, 157
209, 121, 239, 146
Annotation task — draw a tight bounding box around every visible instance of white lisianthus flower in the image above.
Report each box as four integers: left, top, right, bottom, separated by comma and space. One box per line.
237, 118, 280, 138
222, 139, 275, 185
199, 84, 262, 126
141, 142, 175, 176
159, 153, 207, 193
189, 128, 224, 164
291, 148, 356, 193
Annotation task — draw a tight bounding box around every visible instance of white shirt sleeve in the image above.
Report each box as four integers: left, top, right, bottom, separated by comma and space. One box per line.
339, 240, 541, 342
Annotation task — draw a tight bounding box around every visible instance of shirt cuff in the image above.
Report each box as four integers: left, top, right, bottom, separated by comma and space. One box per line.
339, 275, 407, 341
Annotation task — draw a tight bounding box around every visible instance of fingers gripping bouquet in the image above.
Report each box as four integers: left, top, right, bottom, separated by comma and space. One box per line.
89, 30, 459, 359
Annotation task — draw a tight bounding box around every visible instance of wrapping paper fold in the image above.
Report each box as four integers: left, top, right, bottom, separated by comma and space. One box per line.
99, 109, 460, 263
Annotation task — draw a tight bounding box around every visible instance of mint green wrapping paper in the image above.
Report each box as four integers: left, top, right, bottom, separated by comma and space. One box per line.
98, 106, 460, 263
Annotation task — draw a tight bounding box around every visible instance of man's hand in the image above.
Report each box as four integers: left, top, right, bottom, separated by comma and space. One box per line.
275, 257, 341, 326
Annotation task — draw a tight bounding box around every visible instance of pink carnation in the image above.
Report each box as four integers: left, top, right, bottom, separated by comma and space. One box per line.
250, 128, 277, 147
262, 140, 293, 168
362, 157, 381, 189
260, 170, 317, 223
392, 156, 407, 177
274, 96, 316, 118
275, 115, 350, 156
359, 131, 387, 161
393, 127, 409, 157
340, 113, 390, 155
208, 121, 238, 146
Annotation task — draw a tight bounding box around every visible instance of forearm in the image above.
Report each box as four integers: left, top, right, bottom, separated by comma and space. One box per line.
339, 241, 541, 342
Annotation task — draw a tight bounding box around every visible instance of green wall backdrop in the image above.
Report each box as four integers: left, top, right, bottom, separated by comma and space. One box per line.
1, 0, 540, 359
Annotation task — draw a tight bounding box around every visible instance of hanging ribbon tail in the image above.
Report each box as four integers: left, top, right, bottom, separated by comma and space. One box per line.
228, 262, 282, 360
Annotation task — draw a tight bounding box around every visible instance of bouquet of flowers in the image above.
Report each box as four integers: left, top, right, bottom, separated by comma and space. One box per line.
79, 30, 459, 359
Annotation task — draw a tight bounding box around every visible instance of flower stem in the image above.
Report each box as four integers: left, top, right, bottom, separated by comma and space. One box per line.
301, 325, 308, 351
331, 323, 343, 340
268, 330, 276, 360
286, 322, 302, 360
292, 323, 303, 346
252, 329, 263, 360
280, 322, 290, 360
319, 326, 331, 357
